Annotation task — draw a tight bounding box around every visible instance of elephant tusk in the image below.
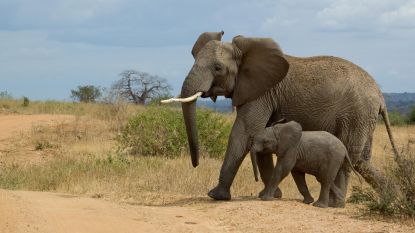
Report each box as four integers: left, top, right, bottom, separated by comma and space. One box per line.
160, 92, 203, 104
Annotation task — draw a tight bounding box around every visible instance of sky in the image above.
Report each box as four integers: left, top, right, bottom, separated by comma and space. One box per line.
0, 0, 414, 100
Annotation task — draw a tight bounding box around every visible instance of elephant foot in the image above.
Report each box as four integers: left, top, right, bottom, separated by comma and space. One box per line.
274, 187, 282, 198
329, 200, 345, 208
303, 196, 314, 204
312, 201, 328, 208
260, 193, 274, 201
259, 187, 282, 199
208, 186, 231, 201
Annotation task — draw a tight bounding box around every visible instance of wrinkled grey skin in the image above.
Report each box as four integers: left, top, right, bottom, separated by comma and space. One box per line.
250, 121, 358, 208
180, 31, 399, 202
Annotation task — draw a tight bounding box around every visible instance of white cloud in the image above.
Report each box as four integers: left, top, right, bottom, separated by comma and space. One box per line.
316, 0, 415, 31
380, 0, 415, 27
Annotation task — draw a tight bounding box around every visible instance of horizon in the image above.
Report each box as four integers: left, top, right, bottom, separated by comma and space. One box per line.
1, 0, 415, 100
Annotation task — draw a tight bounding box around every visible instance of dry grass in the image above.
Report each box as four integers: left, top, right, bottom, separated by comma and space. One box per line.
0, 101, 414, 207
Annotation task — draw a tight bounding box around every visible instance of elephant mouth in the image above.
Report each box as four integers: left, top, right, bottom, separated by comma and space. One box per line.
201, 86, 232, 102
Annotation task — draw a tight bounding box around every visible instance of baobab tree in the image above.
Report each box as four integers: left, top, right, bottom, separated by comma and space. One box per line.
112, 70, 172, 105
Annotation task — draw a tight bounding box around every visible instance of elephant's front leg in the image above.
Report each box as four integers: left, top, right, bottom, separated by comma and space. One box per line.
261, 156, 296, 201
257, 153, 282, 198
208, 124, 250, 200
208, 102, 272, 200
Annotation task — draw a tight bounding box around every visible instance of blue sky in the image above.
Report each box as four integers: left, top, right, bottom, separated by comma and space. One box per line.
1, 0, 414, 100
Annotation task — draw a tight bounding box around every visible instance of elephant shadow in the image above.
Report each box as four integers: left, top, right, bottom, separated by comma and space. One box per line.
138, 195, 308, 207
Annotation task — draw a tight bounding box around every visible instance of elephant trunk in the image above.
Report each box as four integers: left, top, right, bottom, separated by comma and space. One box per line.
182, 100, 199, 167
180, 66, 214, 167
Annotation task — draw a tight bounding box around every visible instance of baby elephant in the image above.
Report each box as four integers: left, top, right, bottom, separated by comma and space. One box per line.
250, 121, 358, 208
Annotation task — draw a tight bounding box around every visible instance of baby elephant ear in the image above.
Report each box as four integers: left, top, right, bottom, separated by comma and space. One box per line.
232, 36, 289, 107
277, 121, 302, 156
191, 31, 224, 58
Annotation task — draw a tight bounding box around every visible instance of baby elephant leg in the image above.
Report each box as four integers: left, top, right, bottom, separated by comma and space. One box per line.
291, 170, 314, 204
257, 152, 282, 198
261, 156, 294, 201
313, 181, 330, 208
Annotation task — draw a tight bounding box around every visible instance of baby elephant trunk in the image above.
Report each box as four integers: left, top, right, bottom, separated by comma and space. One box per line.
250, 150, 260, 182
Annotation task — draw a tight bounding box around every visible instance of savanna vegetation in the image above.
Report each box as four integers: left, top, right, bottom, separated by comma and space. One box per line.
0, 96, 415, 217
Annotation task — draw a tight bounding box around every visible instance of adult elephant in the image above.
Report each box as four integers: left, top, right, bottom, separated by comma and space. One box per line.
164, 31, 399, 202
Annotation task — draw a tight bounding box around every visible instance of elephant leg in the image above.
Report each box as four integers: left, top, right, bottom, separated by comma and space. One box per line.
208, 131, 249, 200
313, 181, 330, 208
354, 160, 388, 193
291, 170, 314, 204
361, 133, 373, 162
261, 155, 296, 201
354, 132, 387, 192
329, 183, 346, 208
353, 131, 389, 193
330, 122, 375, 205
257, 152, 282, 198
208, 103, 272, 200
329, 165, 349, 207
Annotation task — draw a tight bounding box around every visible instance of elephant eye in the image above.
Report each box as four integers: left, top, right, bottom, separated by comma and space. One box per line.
214, 63, 222, 72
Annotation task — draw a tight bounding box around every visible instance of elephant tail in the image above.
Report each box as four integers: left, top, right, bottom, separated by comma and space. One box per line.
380, 106, 400, 161
344, 150, 362, 184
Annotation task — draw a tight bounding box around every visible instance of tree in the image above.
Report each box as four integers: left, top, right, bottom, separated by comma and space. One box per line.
112, 70, 172, 105
70, 85, 102, 103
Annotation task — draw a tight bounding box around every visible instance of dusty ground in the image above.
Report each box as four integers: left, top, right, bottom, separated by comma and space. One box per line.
0, 114, 75, 165
0, 114, 414, 233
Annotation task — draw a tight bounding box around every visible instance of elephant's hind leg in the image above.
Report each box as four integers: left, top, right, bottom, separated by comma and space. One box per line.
313, 181, 330, 208
355, 161, 388, 193
355, 131, 389, 193
257, 152, 282, 198
329, 183, 346, 208
329, 164, 349, 207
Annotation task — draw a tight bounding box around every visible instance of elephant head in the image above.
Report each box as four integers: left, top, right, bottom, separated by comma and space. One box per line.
250, 121, 302, 181
172, 31, 290, 167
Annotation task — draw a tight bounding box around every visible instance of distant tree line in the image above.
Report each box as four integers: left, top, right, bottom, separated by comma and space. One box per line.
70, 69, 172, 105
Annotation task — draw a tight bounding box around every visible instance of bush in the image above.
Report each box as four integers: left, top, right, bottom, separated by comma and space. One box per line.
117, 106, 231, 158
388, 111, 408, 126
22, 96, 29, 107
349, 145, 415, 217
409, 106, 415, 124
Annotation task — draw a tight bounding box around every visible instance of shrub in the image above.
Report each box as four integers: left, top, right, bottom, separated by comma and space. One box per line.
349, 144, 415, 217
22, 96, 30, 107
117, 106, 231, 158
408, 106, 415, 124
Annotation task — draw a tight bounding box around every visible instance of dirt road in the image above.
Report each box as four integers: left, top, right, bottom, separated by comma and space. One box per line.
1, 189, 413, 233
0, 114, 414, 232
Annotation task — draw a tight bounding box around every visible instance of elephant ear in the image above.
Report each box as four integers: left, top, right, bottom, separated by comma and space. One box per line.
232, 36, 289, 107
275, 121, 302, 156
191, 31, 224, 58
